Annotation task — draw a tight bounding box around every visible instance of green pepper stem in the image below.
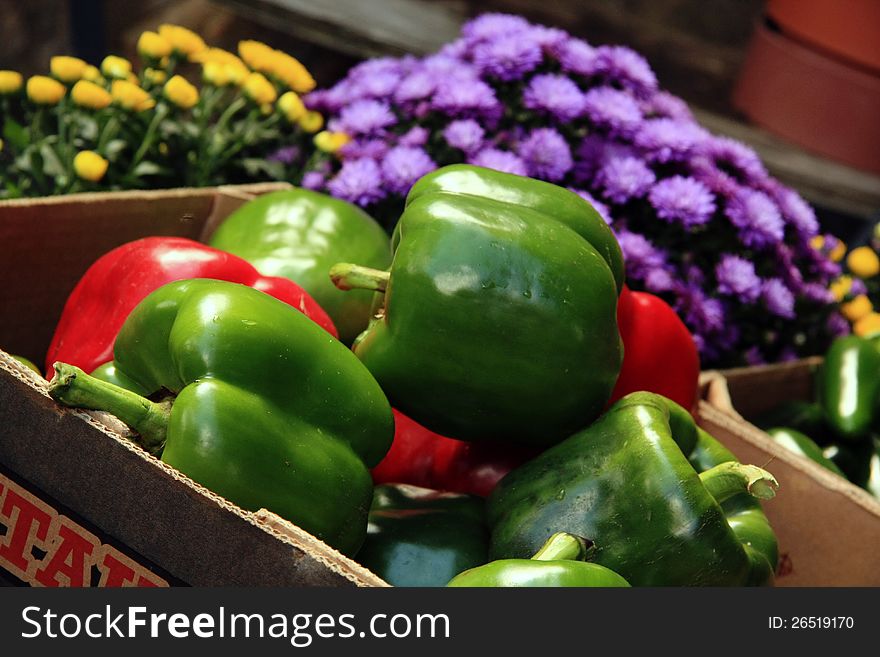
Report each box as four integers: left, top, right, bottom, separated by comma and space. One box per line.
48, 362, 169, 455
531, 532, 594, 562
329, 263, 390, 293
699, 462, 779, 504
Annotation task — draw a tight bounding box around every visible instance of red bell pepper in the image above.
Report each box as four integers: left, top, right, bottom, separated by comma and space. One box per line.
45, 237, 337, 377
609, 285, 700, 411
372, 410, 537, 498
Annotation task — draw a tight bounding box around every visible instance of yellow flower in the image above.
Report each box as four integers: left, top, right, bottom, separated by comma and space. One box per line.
829, 240, 847, 262
314, 130, 351, 153
102, 55, 133, 80
225, 63, 249, 86
73, 151, 109, 182
71, 80, 112, 110
163, 74, 199, 109
111, 80, 154, 112
82, 65, 104, 84
841, 294, 873, 322
298, 110, 324, 133
26, 75, 66, 105
144, 68, 167, 85
0, 70, 23, 94
846, 246, 880, 279
202, 61, 231, 87
192, 47, 246, 69
829, 276, 853, 302
138, 31, 173, 60
158, 24, 206, 59
854, 312, 880, 338
50, 56, 89, 83
238, 40, 275, 71
242, 72, 276, 105
270, 51, 315, 93
809, 235, 824, 251
277, 91, 305, 122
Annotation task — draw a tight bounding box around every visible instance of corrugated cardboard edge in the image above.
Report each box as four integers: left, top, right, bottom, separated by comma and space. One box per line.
0, 350, 388, 588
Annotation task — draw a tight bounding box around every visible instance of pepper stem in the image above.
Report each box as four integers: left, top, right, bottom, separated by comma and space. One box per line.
531, 532, 594, 562
699, 462, 779, 504
48, 362, 170, 455
329, 263, 390, 293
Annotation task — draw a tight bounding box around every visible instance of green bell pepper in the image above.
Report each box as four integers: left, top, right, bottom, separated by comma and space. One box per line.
823, 437, 880, 494
488, 392, 779, 586
766, 427, 846, 477
48, 279, 394, 555
331, 165, 622, 446
356, 484, 489, 587
818, 335, 880, 442
447, 532, 629, 587
754, 400, 828, 439
209, 189, 392, 344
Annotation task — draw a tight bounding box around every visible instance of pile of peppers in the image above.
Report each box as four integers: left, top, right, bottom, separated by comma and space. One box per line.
45, 164, 778, 585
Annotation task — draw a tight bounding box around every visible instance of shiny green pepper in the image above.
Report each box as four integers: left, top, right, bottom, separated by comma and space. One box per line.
818, 335, 880, 442
766, 427, 846, 477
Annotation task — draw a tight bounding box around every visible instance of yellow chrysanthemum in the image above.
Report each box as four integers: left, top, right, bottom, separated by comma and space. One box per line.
0, 70, 23, 94
71, 80, 112, 110
202, 61, 231, 87
225, 63, 249, 86
298, 110, 324, 133
82, 65, 104, 84
192, 47, 246, 69
270, 51, 315, 93
144, 68, 167, 85
277, 91, 305, 122
841, 294, 873, 322
854, 312, 880, 338
238, 40, 275, 71
138, 31, 173, 60
50, 56, 89, 83
26, 75, 66, 105
313, 130, 351, 153
73, 150, 109, 182
111, 80, 155, 112
242, 72, 277, 105
158, 24, 207, 59
846, 246, 880, 279
829, 276, 853, 302
102, 55, 133, 80
829, 240, 847, 263
809, 235, 824, 251
163, 75, 199, 109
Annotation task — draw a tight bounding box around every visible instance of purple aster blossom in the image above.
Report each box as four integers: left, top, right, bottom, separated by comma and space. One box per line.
522, 74, 585, 121
614, 228, 667, 280
675, 284, 726, 334
327, 158, 386, 206
582, 87, 643, 138
689, 160, 740, 198
337, 99, 396, 136
524, 25, 568, 51
593, 45, 657, 96
850, 278, 868, 297
468, 148, 528, 176
399, 126, 430, 147
802, 282, 835, 304
304, 81, 356, 113
437, 39, 469, 59
724, 188, 785, 249
443, 119, 485, 154
827, 313, 852, 337
644, 267, 677, 293
715, 254, 762, 303
381, 146, 437, 195
744, 346, 765, 366
431, 75, 501, 119
775, 243, 805, 291
634, 118, 708, 163
267, 145, 299, 165
648, 176, 716, 228
394, 70, 436, 104
300, 171, 326, 191
762, 278, 796, 319
702, 136, 768, 183
569, 188, 613, 225
771, 185, 820, 238
345, 57, 405, 98
596, 155, 656, 204
472, 35, 542, 81
551, 37, 598, 76
460, 13, 531, 43
338, 138, 391, 160
517, 128, 573, 182
643, 90, 693, 120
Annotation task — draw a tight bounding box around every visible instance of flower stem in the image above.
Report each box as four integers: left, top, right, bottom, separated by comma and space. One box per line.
131, 102, 168, 169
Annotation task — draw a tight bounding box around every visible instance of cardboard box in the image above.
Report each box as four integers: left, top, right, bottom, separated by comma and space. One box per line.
700, 363, 880, 586
0, 186, 387, 587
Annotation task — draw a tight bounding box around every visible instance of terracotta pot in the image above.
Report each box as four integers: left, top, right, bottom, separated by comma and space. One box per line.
733, 20, 880, 176
768, 0, 880, 74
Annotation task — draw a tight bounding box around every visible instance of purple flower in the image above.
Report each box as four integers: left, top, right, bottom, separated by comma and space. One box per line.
772, 185, 820, 238
551, 37, 598, 76
850, 278, 868, 297
702, 136, 768, 183
461, 13, 531, 42
469, 148, 528, 176
346, 58, 405, 98
516, 128, 573, 182
643, 90, 693, 121
802, 282, 835, 304
716, 254, 762, 303
338, 138, 391, 160
399, 126, 430, 147
267, 145, 299, 165
337, 99, 396, 136
676, 285, 726, 334
762, 278, 796, 319
827, 313, 852, 337
689, 161, 740, 198
724, 188, 785, 249
614, 228, 667, 279
644, 267, 677, 293
301, 171, 326, 191
394, 70, 436, 104
472, 35, 542, 81
634, 119, 707, 163
381, 146, 437, 195
596, 155, 656, 204
648, 176, 716, 228
327, 159, 386, 206
523, 74, 585, 121
593, 46, 657, 96
744, 346, 765, 366
431, 76, 501, 119
582, 87, 643, 138
444, 119, 485, 154
524, 25, 568, 51
569, 188, 613, 225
